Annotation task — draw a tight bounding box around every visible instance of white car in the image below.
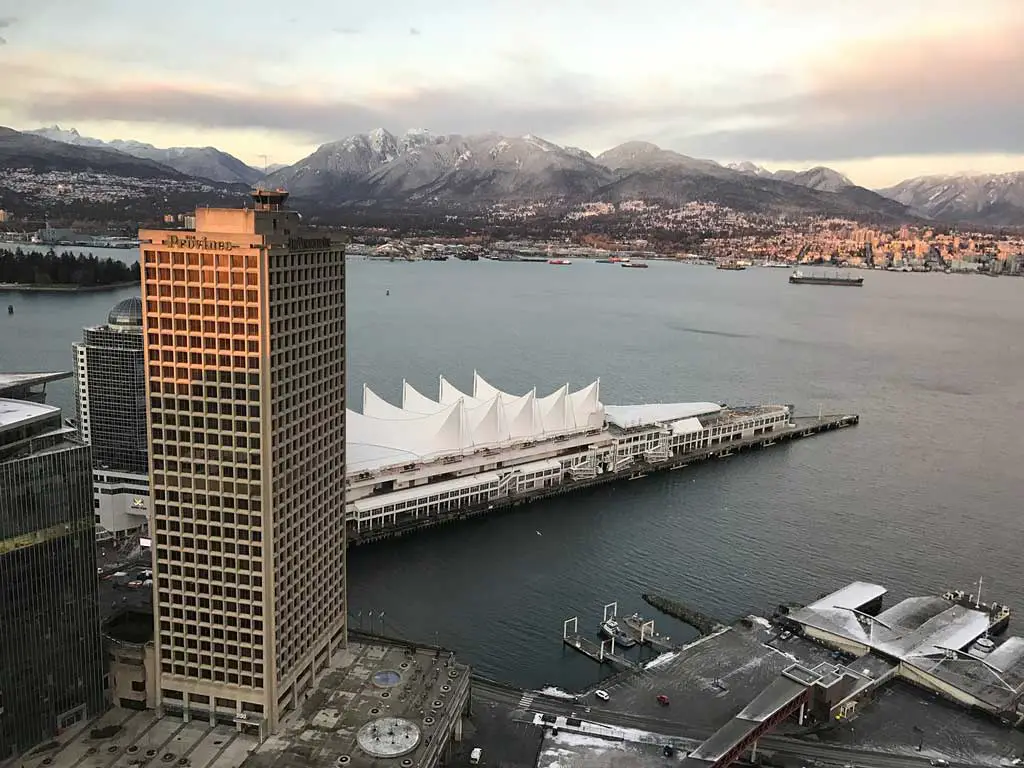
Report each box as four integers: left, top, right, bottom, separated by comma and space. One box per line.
594, 689, 610, 701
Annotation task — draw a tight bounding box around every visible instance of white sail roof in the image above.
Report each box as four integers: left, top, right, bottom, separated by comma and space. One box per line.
348, 374, 606, 472
348, 373, 730, 474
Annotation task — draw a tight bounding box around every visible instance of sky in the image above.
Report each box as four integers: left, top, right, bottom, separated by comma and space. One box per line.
0, 0, 1022, 188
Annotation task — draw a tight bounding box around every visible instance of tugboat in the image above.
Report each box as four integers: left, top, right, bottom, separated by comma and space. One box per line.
7, 305, 12, 315
547, 258, 572, 266
599, 617, 637, 648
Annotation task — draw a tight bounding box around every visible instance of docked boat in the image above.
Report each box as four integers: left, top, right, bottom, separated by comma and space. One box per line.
548, 259, 572, 266
761, 261, 791, 268
789, 269, 864, 287
600, 618, 637, 648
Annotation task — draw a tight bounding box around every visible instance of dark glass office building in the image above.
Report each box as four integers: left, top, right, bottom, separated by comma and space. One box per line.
74, 297, 148, 474
0, 397, 105, 760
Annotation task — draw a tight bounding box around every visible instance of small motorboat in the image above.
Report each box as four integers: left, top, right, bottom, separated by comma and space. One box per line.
599, 618, 637, 648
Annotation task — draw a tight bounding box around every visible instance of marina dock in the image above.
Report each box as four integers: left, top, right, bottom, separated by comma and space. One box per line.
350, 412, 859, 545
562, 616, 640, 671
619, 612, 677, 651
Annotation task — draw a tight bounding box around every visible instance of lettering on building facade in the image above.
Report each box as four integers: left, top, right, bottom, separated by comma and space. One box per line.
287, 236, 332, 250
164, 234, 237, 251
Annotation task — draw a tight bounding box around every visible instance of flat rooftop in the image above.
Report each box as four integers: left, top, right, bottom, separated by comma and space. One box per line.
0, 371, 72, 395
245, 640, 471, 768
536, 729, 686, 768
19, 709, 259, 768
576, 621, 839, 738
0, 396, 59, 431
20, 640, 471, 768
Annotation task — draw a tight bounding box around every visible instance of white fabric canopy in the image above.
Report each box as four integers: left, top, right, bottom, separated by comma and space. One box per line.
348, 374, 606, 472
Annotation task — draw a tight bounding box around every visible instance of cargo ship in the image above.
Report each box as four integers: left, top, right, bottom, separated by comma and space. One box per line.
789, 269, 863, 287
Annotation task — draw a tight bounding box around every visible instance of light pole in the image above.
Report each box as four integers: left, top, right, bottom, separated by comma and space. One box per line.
368, 611, 375, 635
379, 611, 386, 636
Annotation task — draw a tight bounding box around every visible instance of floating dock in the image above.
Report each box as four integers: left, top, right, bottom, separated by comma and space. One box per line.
620, 612, 677, 652
562, 616, 639, 671
350, 413, 859, 545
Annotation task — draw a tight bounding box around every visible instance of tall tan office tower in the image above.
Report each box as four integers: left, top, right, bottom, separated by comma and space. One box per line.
139, 190, 346, 734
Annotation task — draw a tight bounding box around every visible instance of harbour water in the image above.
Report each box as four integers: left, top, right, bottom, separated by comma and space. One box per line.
3, 252, 1023, 691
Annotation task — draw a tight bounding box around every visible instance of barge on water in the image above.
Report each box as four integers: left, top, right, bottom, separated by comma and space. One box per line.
789, 269, 864, 287
346, 372, 859, 545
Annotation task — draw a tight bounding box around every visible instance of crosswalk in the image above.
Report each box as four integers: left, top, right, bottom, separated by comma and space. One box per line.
517, 692, 536, 710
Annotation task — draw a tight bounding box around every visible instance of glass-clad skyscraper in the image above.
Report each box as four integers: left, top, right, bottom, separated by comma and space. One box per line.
74, 297, 149, 539
0, 393, 105, 760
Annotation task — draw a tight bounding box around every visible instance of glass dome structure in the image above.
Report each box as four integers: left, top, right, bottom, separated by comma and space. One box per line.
107, 296, 143, 332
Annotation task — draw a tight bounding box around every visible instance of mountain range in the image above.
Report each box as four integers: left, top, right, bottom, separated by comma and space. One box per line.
29, 126, 262, 185
0, 126, 184, 179
5, 125, 1024, 226
263, 129, 908, 220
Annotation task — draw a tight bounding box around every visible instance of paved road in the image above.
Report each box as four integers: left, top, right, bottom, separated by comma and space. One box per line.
471, 678, 971, 768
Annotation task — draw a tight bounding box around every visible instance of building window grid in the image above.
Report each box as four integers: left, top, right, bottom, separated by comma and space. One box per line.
142, 234, 345, 714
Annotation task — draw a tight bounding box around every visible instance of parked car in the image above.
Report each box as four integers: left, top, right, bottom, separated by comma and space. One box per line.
594, 690, 610, 702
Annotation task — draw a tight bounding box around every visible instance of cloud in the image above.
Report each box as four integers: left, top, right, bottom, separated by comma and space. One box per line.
409, 27, 420, 36
15, 80, 639, 143
3, 52, 708, 146
679, 17, 1024, 161
0, 15, 15, 43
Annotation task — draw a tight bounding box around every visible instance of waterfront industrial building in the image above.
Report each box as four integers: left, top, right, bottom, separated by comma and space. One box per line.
347, 372, 794, 538
0, 375, 106, 760
73, 297, 150, 542
139, 190, 347, 731
785, 580, 1024, 719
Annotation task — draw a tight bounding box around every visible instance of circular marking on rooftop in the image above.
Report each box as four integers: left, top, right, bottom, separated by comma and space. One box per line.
356, 718, 421, 759
372, 669, 403, 688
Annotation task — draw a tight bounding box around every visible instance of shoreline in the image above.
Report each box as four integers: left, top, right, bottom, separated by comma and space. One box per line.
0, 281, 138, 294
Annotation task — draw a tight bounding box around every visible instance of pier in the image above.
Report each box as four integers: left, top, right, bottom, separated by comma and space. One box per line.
349, 412, 859, 546
600, 601, 677, 651
562, 616, 640, 671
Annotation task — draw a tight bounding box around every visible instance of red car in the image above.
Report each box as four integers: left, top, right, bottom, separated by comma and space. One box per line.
656, 694, 670, 706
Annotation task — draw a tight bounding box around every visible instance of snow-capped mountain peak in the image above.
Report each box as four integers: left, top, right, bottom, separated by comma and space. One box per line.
26, 125, 262, 184
726, 160, 773, 177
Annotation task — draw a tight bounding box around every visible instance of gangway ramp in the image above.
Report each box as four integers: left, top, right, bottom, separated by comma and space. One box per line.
681, 671, 812, 768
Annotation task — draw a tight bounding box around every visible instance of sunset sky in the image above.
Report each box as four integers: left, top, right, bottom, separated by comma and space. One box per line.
0, 0, 1021, 187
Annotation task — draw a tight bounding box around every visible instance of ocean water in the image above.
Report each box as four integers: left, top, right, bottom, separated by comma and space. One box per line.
3, 253, 1023, 690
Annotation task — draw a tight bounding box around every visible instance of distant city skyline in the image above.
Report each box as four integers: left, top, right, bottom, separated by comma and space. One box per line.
0, 0, 1021, 187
